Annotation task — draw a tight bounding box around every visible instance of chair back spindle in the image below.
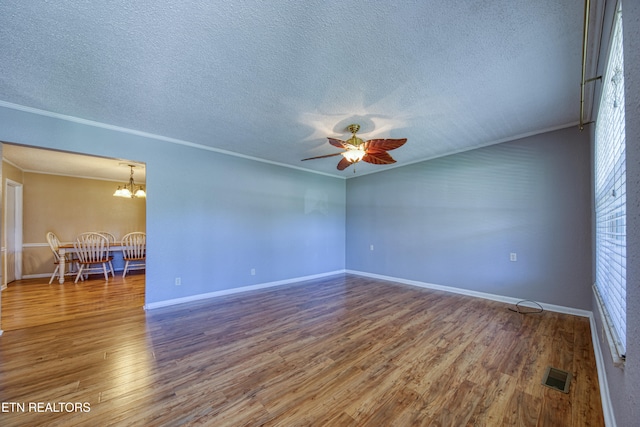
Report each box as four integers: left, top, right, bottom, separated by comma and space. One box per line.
73, 233, 111, 283
122, 232, 146, 277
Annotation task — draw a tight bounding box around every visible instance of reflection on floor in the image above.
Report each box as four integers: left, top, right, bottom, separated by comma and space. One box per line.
0, 274, 604, 426
1, 273, 145, 331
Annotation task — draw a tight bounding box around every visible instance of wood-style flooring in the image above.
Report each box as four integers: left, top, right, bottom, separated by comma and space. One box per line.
0, 274, 604, 426
1, 273, 146, 331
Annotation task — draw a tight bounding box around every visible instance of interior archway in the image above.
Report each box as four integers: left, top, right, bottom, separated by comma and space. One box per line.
0, 142, 147, 331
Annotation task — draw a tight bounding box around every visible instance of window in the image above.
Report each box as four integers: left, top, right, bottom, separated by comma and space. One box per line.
594, 3, 626, 360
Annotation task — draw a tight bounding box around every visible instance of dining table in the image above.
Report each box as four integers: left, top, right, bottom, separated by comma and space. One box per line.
57, 242, 123, 284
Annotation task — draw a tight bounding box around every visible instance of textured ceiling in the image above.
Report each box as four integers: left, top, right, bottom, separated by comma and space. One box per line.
0, 0, 597, 178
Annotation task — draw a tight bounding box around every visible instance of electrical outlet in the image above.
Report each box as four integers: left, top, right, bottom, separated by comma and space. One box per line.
370, 244, 374, 251
510, 253, 517, 262
175, 277, 181, 286
251, 268, 256, 276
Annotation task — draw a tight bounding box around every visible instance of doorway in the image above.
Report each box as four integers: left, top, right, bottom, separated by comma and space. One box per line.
0, 142, 147, 331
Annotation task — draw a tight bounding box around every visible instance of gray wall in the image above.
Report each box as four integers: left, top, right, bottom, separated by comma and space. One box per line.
346, 126, 592, 309
592, 1, 640, 425
0, 107, 346, 306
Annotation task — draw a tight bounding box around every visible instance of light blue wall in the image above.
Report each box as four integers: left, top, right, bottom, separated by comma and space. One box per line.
346, 126, 592, 309
0, 106, 346, 304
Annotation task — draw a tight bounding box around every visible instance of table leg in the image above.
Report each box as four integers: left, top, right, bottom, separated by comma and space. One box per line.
59, 248, 67, 284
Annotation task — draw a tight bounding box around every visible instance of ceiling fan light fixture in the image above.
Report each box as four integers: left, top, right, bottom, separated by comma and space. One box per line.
341, 148, 366, 163
340, 124, 366, 162
300, 123, 407, 171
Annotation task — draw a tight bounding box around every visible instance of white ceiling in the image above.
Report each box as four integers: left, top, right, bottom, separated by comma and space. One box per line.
0, 1, 599, 179
2, 143, 146, 183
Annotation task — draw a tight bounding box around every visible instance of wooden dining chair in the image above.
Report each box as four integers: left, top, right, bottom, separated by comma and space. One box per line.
121, 232, 146, 278
97, 231, 117, 277
45, 231, 78, 284
77, 232, 115, 277
73, 232, 111, 283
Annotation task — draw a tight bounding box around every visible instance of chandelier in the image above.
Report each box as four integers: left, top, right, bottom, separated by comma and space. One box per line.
113, 165, 146, 198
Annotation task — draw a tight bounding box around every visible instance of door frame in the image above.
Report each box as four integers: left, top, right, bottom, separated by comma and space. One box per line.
4, 179, 23, 288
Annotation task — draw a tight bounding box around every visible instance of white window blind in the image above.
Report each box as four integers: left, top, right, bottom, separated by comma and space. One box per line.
594, 4, 626, 358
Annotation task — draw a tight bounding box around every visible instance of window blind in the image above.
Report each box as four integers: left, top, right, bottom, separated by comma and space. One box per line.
594, 4, 626, 358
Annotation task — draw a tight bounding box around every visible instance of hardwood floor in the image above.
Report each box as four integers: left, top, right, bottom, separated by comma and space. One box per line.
1, 273, 145, 331
0, 274, 604, 426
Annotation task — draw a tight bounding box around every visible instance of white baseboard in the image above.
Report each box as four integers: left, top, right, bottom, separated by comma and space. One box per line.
21, 273, 53, 280
588, 305, 617, 427
144, 270, 346, 310
23, 268, 126, 281
346, 270, 592, 317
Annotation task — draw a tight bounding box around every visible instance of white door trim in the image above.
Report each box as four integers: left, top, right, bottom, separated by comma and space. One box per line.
4, 179, 23, 287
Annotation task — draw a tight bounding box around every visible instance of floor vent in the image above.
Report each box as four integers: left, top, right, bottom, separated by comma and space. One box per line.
542, 367, 571, 393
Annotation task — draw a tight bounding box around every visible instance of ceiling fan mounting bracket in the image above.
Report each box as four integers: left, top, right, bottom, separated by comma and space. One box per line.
347, 124, 360, 134
346, 124, 364, 147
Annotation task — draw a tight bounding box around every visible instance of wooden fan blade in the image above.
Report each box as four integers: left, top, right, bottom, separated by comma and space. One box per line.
301, 152, 344, 161
364, 138, 407, 153
362, 151, 396, 165
328, 138, 349, 149
337, 157, 353, 170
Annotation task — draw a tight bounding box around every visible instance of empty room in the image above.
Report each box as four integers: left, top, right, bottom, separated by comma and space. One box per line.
0, 1, 638, 426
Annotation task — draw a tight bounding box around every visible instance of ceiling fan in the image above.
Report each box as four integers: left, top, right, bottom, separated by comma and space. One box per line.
302, 124, 407, 171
